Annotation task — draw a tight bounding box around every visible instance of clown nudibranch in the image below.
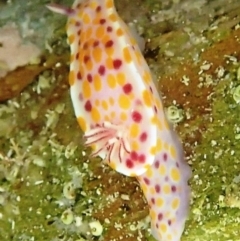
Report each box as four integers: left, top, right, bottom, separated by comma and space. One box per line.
47, 0, 191, 240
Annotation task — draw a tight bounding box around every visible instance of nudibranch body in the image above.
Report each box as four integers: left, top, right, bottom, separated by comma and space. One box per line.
47, 0, 191, 240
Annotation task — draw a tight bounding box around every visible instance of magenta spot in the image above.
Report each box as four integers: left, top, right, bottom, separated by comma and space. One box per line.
96, 6, 101, 12
155, 184, 161, 193
107, 26, 113, 32
76, 53, 79, 59
158, 213, 163, 221
83, 55, 90, 63
168, 220, 172, 226
100, 18, 106, 24
75, 21, 81, 27
171, 185, 177, 192
163, 153, 168, 161
105, 40, 114, 48
149, 86, 153, 93
154, 160, 160, 169
143, 177, 150, 185
126, 159, 134, 168
140, 132, 147, 142
93, 40, 99, 47
87, 74, 92, 82
77, 72, 82, 80
83, 42, 88, 50
131, 111, 142, 123
138, 154, 145, 163
123, 83, 132, 94
98, 65, 106, 75
84, 100, 92, 112
176, 162, 180, 168
130, 151, 138, 161
78, 93, 83, 101
113, 59, 122, 69
154, 105, 157, 113
151, 198, 155, 205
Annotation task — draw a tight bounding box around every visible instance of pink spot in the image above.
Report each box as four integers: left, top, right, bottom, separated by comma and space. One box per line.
96, 6, 101, 12
123, 83, 132, 94
131, 111, 142, 123
171, 185, 177, 192
138, 154, 145, 163
105, 40, 114, 48
113, 59, 122, 69
155, 184, 161, 193
130, 151, 138, 161
84, 100, 92, 112
98, 65, 106, 75
107, 26, 113, 32
158, 213, 163, 221
163, 153, 168, 161
87, 74, 92, 82
77, 72, 82, 80
140, 132, 147, 142
143, 177, 150, 185
126, 159, 134, 168
100, 18, 106, 24
154, 160, 160, 169
83, 55, 90, 63
93, 40, 99, 47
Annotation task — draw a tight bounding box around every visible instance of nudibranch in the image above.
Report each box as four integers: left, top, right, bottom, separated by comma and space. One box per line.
47, 0, 191, 240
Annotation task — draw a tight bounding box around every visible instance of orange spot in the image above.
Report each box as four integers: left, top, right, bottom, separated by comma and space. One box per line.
107, 74, 116, 88
116, 28, 124, 36
143, 71, 151, 84
91, 107, 101, 122
171, 198, 179, 209
109, 13, 117, 22
106, 0, 114, 8
129, 123, 139, 138
68, 34, 75, 44
163, 184, 171, 194
170, 145, 177, 159
92, 47, 102, 63
106, 46, 114, 56
142, 90, 152, 107
159, 164, 166, 175
118, 94, 130, 109
120, 112, 127, 121
82, 12, 91, 24
109, 97, 115, 106
156, 197, 164, 207
123, 47, 132, 63
159, 223, 167, 233
93, 75, 102, 91
82, 80, 91, 98
85, 27, 93, 40
170, 167, 180, 182
96, 26, 105, 38
69, 70, 75, 86
131, 141, 139, 151
116, 72, 126, 85
105, 58, 113, 69
101, 100, 108, 110
77, 116, 87, 132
